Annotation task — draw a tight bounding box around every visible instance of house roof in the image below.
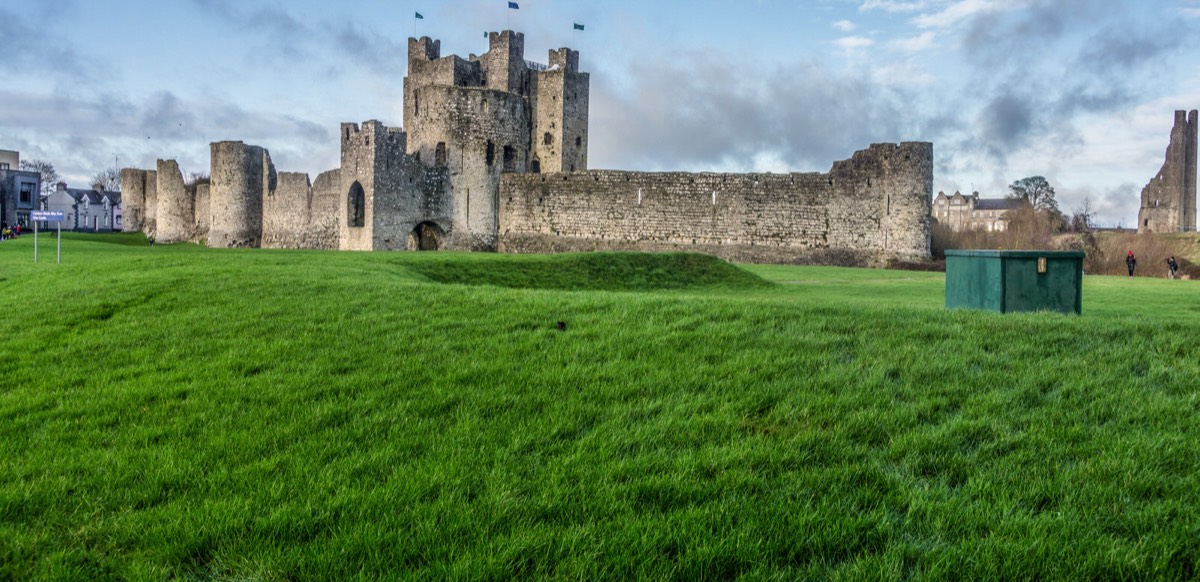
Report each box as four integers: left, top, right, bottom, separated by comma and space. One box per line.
974, 198, 1022, 211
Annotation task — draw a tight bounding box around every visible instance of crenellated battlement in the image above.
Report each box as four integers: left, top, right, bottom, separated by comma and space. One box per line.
408, 37, 440, 62
547, 48, 579, 72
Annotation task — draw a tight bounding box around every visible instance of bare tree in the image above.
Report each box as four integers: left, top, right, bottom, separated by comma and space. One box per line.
91, 168, 121, 192
185, 171, 210, 186
19, 159, 60, 197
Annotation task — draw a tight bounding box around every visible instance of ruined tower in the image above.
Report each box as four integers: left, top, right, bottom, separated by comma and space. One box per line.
402, 30, 589, 250
209, 141, 274, 248
1138, 110, 1197, 233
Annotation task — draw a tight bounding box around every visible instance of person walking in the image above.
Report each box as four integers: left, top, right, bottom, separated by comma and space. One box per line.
1167, 256, 1179, 280
1127, 251, 1137, 278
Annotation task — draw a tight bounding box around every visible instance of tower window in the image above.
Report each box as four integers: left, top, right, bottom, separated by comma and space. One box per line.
348, 181, 365, 227
575, 136, 582, 147
486, 141, 495, 166
543, 132, 553, 146
503, 146, 517, 172
435, 142, 447, 165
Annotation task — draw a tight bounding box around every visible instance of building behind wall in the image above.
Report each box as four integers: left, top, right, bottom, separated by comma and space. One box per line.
1138, 110, 1198, 233
932, 191, 1020, 232
42, 182, 122, 232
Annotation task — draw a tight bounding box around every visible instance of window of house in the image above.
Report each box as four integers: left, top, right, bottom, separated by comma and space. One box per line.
19, 183, 33, 204
0, 163, 8, 170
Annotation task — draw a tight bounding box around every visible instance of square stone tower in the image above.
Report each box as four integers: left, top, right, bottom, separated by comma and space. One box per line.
400, 30, 589, 250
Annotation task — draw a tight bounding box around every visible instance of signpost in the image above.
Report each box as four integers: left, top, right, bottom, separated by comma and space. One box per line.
30, 211, 65, 264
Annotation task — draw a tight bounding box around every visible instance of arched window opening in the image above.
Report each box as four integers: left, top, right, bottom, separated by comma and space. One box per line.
348, 181, 365, 227
435, 142, 447, 166
531, 159, 541, 174
486, 141, 495, 166
543, 132, 553, 146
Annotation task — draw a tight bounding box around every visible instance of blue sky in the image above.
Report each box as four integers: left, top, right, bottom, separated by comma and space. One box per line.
2, 0, 1199, 226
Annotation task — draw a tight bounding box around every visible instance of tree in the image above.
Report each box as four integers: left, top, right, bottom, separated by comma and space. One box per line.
1068, 197, 1094, 234
19, 159, 60, 197
90, 168, 121, 192
1007, 176, 1059, 215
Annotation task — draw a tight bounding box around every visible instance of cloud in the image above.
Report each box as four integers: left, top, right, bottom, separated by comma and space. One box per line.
835, 36, 875, 50
915, 0, 1015, 29
833, 20, 857, 32
588, 50, 917, 173
0, 3, 100, 81
890, 31, 936, 52
859, 0, 931, 12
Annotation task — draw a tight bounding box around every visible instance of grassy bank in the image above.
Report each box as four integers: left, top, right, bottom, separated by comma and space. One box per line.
2, 234, 1198, 579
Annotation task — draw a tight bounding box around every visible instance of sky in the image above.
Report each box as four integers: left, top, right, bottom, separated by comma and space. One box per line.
2, 0, 1199, 227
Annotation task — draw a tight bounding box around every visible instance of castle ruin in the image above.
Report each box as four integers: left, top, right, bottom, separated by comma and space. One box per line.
123, 30, 932, 265
1138, 110, 1197, 234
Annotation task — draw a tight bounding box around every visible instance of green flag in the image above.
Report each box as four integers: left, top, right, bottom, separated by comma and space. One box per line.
573, 23, 584, 31
415, 12, 423, 19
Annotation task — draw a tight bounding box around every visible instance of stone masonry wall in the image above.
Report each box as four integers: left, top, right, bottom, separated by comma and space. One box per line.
209, 141, 272, 248
262, 171, 341, 250
194, 183, 210, 241
120, 168, 147, 233
498, 142, 932, 266
155, 159, 193, 244
143, 170, 158, 239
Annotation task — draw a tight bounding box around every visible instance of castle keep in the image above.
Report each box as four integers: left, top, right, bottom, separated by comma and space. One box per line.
123, 30, 932, 265
1138, 110, 1198, 234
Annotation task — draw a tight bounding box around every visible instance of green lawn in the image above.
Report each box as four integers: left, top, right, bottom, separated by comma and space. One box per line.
2, 233, 1199, 580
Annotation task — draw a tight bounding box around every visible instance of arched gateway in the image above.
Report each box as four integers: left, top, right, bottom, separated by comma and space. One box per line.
408, 221, 445, 251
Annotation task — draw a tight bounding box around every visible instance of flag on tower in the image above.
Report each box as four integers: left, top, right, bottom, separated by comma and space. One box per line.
508, 2, 519, 9
415, 12, 423, 19
573, 23, 584, 31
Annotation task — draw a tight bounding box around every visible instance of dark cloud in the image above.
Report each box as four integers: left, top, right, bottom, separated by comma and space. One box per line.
0, 3, 99, 81
589, 50, 916, 172
977, 94, 1035, 151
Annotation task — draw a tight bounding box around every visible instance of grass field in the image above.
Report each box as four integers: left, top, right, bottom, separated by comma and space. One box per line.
2, 233, 1199, 580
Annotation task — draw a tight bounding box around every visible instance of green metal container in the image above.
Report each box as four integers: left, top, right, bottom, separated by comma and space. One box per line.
945, 250, 1085, 314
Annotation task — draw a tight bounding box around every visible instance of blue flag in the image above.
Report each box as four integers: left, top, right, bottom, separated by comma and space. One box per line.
508, 2, 519, 9
415, 12, 423, 19
573, 23, 584, 31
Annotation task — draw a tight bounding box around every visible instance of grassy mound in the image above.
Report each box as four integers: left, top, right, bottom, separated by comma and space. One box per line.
402, 251, 772, 291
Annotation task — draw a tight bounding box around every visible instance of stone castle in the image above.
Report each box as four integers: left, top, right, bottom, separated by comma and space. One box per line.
1138, 110, 1197, 234
122, 30, 933, 265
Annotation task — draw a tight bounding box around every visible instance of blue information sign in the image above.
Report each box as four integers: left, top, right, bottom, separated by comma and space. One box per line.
31, 210, 65, 222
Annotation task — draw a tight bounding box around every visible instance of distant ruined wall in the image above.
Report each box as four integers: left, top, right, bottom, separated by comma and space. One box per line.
261, 171, 341, 250
194, 183, 210, 241
1139, 110, 1198, 233
263, 172, 314, 249
120, 168, 147, 233
498, 142, 932, 265
143, 170, 158, 239
308, 170, 341, 250
210, 141, 273, 248
155, 159, 194, 244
